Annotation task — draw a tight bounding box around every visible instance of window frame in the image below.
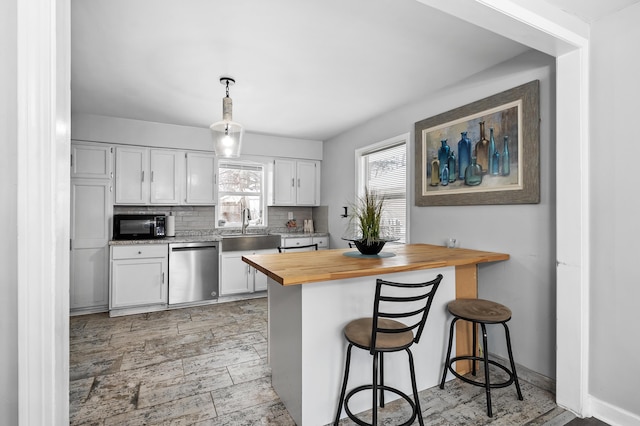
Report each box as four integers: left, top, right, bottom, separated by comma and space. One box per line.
355, 133, 410, 244
216, 159, 268, 230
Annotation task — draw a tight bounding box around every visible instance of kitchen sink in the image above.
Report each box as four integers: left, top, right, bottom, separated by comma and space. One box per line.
221, 234, 281, 252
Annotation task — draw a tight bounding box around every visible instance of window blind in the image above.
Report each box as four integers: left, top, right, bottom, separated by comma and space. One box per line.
361, 142, 406, 243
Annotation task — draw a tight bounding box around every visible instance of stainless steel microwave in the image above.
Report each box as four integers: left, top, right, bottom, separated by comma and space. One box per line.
113, 214, 166, 240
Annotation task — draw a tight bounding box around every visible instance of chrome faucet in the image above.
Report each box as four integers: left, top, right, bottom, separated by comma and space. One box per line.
240, 200, 251, 234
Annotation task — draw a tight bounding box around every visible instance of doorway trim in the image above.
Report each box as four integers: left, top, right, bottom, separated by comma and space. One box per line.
417, 0, 591, 416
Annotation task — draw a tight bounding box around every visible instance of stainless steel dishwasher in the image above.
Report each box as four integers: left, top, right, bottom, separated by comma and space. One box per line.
169, 242, 219, 305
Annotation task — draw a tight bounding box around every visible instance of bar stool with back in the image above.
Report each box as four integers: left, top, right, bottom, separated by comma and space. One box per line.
439, 298, 523, 417
333, 274, 443, 426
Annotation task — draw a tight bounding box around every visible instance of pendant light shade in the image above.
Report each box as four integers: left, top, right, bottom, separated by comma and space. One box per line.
210, 77, 244, 158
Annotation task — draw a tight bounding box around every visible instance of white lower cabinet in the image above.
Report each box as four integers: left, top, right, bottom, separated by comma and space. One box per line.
312, 236, 329, 250
220, 249, 277, 296
110, 245, 168, 313
280, 235, 329, 250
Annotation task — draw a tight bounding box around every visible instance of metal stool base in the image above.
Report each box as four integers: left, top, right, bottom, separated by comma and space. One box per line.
439, 317, 523, 417
344, 385, 418, 426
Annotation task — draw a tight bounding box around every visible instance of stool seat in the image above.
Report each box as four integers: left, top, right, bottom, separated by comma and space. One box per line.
448, 298, 511, 323
344, 318, 415, 350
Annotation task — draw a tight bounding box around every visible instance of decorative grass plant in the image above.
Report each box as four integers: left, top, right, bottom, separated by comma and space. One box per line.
350, 187, 385, 246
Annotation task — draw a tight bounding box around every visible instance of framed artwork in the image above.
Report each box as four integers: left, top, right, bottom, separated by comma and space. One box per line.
414, 80, 539, 206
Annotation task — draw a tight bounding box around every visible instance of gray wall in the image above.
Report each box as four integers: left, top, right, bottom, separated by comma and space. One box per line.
323, 50, 557, 378
0, 0, 18, 424
590, 3, 640, 415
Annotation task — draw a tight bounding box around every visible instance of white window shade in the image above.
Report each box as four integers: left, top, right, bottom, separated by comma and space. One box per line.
359, 141, 407, 243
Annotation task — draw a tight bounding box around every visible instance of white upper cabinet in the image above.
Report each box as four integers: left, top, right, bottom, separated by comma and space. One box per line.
270, 159, 320, 206
295, 160, 319, 205
71, 142, 112, 179
115, 147, 215, 205
115, 146, 149, 204
272, 159, 296, 205
185, 152, 217, 205
150, 149, 182, 205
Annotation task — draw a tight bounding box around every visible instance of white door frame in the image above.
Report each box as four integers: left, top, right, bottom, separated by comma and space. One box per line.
20, 0, 589, 423
417, 0, 591, 416
18, 0, 71, 424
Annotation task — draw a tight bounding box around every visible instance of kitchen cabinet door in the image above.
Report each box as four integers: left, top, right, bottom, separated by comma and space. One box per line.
110, 245, 168, 309
312, 236, 329, 250
115, 146, 149, 204
281, 236, 313, 249
272, 159, 296, 205
71, 141, 113, 179
150, 149, 182, 204
252, 248, 278, 291
70, 178, 112, 312
186, 152, 217, 205
219, 253, 251, 295
296, 160, 318, 205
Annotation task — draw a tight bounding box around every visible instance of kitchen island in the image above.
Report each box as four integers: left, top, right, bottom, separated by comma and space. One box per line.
242, 243, 508, 425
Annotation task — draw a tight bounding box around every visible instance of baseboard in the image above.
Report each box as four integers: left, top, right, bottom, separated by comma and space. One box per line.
590, 396, 640, 426
489, 353, 556, 394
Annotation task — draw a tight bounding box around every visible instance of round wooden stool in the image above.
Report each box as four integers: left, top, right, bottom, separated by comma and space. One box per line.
439, 298, 523, 417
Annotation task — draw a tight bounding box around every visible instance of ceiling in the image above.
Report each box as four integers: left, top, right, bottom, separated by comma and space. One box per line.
70, 0, 637, 142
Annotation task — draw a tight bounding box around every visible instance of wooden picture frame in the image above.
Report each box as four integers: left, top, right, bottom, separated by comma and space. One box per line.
414, 80, 539, 206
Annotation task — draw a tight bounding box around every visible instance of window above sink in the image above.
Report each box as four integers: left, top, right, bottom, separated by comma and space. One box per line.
217, 161, 267, 230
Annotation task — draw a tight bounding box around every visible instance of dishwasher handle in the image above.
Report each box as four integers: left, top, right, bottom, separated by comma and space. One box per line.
171, 245, 217, 252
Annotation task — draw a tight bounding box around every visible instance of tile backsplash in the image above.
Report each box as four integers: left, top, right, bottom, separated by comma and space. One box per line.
113, 205, 328, 235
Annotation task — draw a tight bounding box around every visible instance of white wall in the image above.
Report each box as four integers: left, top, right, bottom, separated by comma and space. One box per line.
0, 0, 19, 423
71, 113, 323, 160
589, 3, 640, 419
323, 50, 557, 378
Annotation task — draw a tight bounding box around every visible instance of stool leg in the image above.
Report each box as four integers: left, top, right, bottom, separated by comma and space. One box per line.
379, 352, 385, 408
334, 343, 353, 425
372, 351, 378, 425
440, 317, 458, 389
407, 348, 424, 426
480, 323, 493, 417
503, 322, 523, 401
472, 320, 477, 376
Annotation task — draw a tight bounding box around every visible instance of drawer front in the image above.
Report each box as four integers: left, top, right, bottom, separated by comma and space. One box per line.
281, 237, 313, 247
112, 244, 168, 260
312, 236, 328, 248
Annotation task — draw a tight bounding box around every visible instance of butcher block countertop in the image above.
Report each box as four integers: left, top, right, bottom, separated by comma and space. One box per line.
242, 243, 509, 286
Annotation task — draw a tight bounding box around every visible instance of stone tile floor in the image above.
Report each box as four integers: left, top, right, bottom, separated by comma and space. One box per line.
70, 297, 587, 425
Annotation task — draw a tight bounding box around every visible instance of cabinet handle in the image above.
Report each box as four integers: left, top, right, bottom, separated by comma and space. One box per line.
110, 172, 113, 179
138, 251, 142, 254
297, 178, 300, 187
162, 272, 165, 283
151, 171, 154, 183
141, 171, 145, 182
291, 178, 295, 187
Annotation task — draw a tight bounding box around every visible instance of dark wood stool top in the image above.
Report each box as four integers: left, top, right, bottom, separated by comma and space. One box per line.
448, 298, 511, 323
344, 318, 414, 350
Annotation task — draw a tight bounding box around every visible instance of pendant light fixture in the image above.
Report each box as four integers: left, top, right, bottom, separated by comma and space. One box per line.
210, 77, 244, 158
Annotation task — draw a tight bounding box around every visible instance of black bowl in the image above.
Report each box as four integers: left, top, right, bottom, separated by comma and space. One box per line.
353, 240, 386, 255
